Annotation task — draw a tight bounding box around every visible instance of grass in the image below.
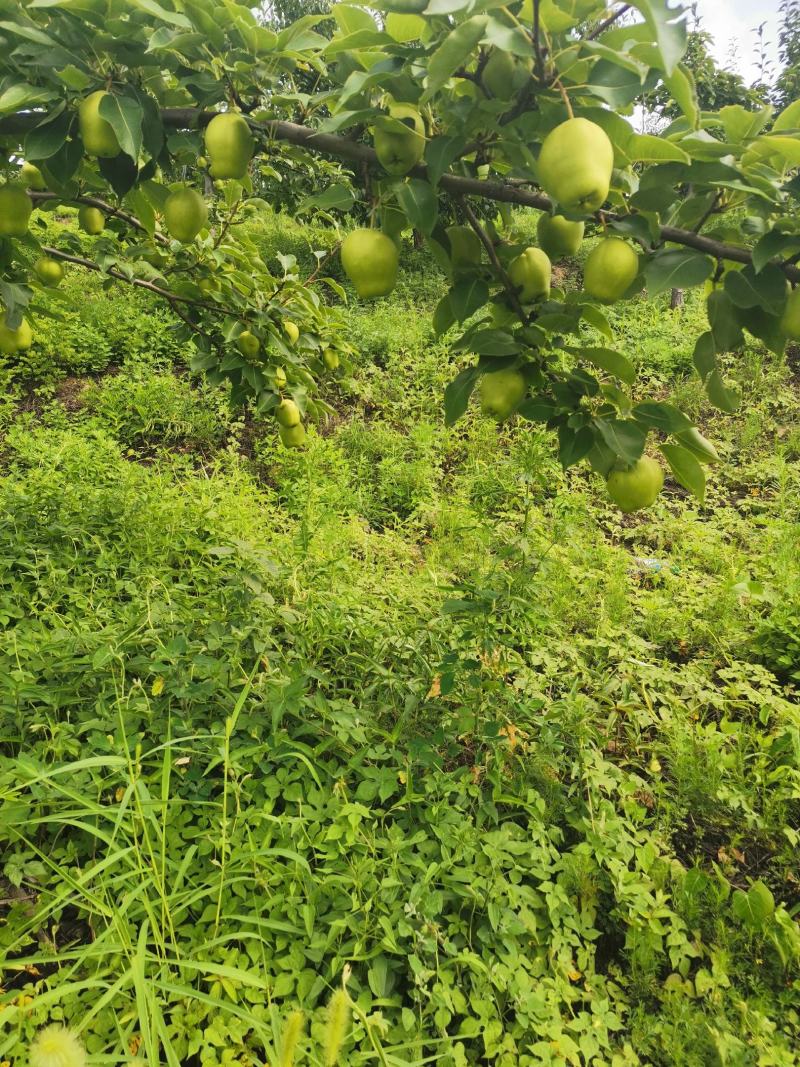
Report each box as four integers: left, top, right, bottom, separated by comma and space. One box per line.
0, 206, 798, 1067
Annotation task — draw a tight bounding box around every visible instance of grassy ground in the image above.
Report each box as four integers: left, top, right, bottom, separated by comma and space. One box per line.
0, 209, 799, 1066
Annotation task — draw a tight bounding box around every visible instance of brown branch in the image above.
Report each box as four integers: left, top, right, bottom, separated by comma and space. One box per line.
30, 191, 170, 246
40, 245, 236, 315
4, 108, 798, 281
459, 198, 527, 323
587, 4, 632, 40
532, 0, 546, 82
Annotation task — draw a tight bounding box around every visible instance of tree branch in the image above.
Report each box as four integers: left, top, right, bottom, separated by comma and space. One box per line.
587, 4, 632, 40
31, 192, 170, 245
458, 198, 527, 323
4, 108, 797, 282
40, 245, 235, 316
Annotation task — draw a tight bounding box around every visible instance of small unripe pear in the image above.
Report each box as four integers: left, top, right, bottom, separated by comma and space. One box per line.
0, 184, 33, 237
236, 330, 260, 359
537, 213, 584, 259
323, 348, 340, 371
274, 366, 287, 388
373, 104, 425, 177
276, 398, 301, 427
0, 313, 33, 354
164, 188, 208, 243
284, 321, 300, 344
780, 286, 800, 340
606, 456, 663, 513
20, 161, 47, 190
479, 368, 527, 421
34, 257, 65, 287
279, 422, 306, 447
340, 229, 399, 299
508, 246, 551, 302
204, 112, 255, 180
584, 238, 639, 302
79, 205, 105, 234
78, 90, 121, 157
537, 118, 614, 213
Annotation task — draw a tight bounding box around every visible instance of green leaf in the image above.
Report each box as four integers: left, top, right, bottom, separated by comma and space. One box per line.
467, 329, 519, 357
425, 136, 461, 188
659, 443, 705, 502
724, 264, 788, 316
578, 303, 613, 340
718, 104, 771, 143
631, 0, 688, 76
130, 0, 192, 28
432, 293, 455, 337
423, 15, 488, 99
0, 82, 55, 116
444, 365, 479, 426
752, 231, 800, 273
732, 881, 775, 929
332, 2, 377, 34
645, 249, 714, 297
632, 401, 692, 433
705, 368, 740, 413
663, 63, 698, 127
558, 425, 594, 469
24, 108, 71, 162
706, 289, 743, 351
595, 418, 647, 465
518, 395, 558, 423
450, 278, 489, 323
395, 178, 438, 235
483, 15, 535, 58
297, 183, 355, 214
772, 99, 800, 132
573, 346, 635, 385
674, 427, 720, 464
627, 133, 690, 163
693, 330, 716, 379
99, 93, 144, 163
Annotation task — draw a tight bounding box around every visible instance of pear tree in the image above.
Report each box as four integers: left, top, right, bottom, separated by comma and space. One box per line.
0, 0, 799, 513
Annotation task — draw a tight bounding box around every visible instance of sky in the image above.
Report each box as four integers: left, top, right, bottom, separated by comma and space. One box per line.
691, 0, 784, 85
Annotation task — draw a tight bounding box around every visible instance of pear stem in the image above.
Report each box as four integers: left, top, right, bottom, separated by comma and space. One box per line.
555, 79, 574, 119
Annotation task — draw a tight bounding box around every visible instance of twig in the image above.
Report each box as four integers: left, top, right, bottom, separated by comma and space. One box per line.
553, 79, 574, 119
459, 198, 527, 323
532, 0, 546, 82
30, 191, 171, 246
40, 245, 237, 316
587, 3, 632, 40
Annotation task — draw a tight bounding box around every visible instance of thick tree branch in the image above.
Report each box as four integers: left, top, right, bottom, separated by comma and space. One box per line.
4, 108, 798, 282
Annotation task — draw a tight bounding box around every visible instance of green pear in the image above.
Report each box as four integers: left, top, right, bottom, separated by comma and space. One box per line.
373, 104, 425, 176
446, 224, 482, 270
204, 112, 255, 180
780, 286, 800, 339
276, 398, 301, 428
0, 185, 33, 237
236, 330, 260, 359
323, 348, 340, 371
78, 205, 105, 235
34, 257, 65, 287
20, 162, 46, 191
340, 229, 399, 299
385, 12, 426, 40
481, 49, 533, 99
606, 456, 663, 513
78, 90, 121, 158
584, 237, 639, 302
508, 246, 551, 302
537, 117, 614, 213
537, 213, 584, 259
279, 422, 306, 447
164, 188, 208, 243
0, 314, 33, 354
273, 366, 287, 389
480, 368, 527, 421
284, 321, 300, 344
